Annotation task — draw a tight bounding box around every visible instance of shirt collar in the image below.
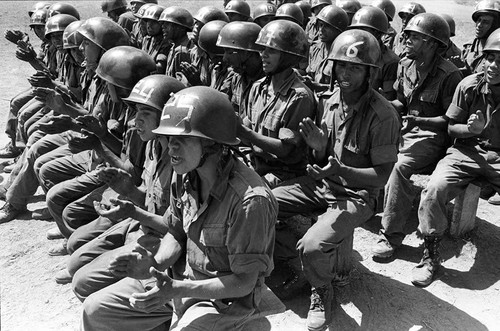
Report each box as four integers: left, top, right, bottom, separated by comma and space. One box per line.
269, 67, 297, 95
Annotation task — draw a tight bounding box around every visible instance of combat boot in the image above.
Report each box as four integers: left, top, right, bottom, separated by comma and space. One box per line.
411, 236, 441, 287
306, 283, 334, 331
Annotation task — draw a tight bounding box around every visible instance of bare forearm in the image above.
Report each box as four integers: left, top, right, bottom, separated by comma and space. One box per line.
240, 129, 293, 158
448, 122, 478, 138
131, 207, 168, 235
337, 163, 394, 189
415, 116, 448, 131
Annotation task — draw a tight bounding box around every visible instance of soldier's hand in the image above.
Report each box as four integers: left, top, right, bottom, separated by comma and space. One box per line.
93, 198, 135, 223
299, 118, 328, 152
16, 40, 36, 62
68, 131, 100, 153
467, 110, 486, 135
96, 167, 136, 196
75, 115, 107, 138
108, 244, 155, 279
5, 30, 25, 44
129, 267, 174, 312
35, 114, 74, 134
28, 71, 54, 88
306, 155, 341, 180
401, 114, 418, 135
179, 62, 201, 85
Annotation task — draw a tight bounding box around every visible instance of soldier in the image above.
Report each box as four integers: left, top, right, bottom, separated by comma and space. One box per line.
217, 21, 265, 114
392, 2, 425, 57
224, 0, 252, 22
140, 4, 170, 73
101, 0, 129, 22
372, 13, 463, 260
179, 6, 229, 87
129, 0, 157, 15
272, 29, 400, 331
296, 0, 312, 28
160, 6, 194, 78
304, 0, 332, 45
414, 28, 500, 287
130, 2, 156, 48
348, 6, 399, 100
372, 0, 397, 49
462, 0, 500, 76
47, 2, 80, 20
80, 87, 277, 331
305, 5, 348, 92
275, 3, 304, 26
252, 2, 277, 28
439, 14, 468, 73
238, 20, 315, 187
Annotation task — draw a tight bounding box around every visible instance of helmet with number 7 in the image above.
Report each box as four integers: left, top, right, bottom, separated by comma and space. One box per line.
255, 19, 308, 58
122, 75, 185, 112
153, 86, 240, 145
96, 46, 156, 90
329, 29, 381, 67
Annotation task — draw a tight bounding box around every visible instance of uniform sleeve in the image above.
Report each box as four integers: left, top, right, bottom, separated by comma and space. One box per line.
280, 87, 316, 145
227, 193, 277, 277
445, 78, 470, 123
369, 107, 401, 165
440, 70, 463, 112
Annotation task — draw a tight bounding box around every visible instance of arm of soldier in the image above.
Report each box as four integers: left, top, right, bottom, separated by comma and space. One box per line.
96, 167, 146, 206
77, 115, 124, 156
237, 124, 295, 158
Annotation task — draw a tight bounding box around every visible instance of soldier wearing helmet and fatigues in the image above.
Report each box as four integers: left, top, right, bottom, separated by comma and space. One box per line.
140, 5, 171, 74
439, 13, 468, 73
304, 0, 332, 44
253, 3, 277, 28
238, 20, 315, 187
224, 0, 252, 22
272, 29, 400, 331
306, 5, 348, 92
336, 0, 361, 24
392, 2, 426, 57
160, 7, 195, 78
348, 6, 399, 100
217, 21, 265, 115
372, 0, 397, 50
413, 27, 500, 287
80, 87, 277, 331
372, 13, 462, 262
461, 0, 500, 76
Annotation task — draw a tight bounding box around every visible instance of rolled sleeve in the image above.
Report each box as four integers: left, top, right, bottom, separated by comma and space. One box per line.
226, 194, 277, 276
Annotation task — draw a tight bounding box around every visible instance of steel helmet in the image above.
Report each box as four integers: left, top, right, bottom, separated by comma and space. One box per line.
135, 3, 155, 18
78, 17, 130, 51
217, 21, 264, 53
131, 0, 158, 4
194, 6, 229, 24
159, 6, 194, 31
296, 1, 312, 19
253, 3, 277, 20
349, 6, 388, 34
439, 13, 456, 37
404, 13, 450, 47
63, 20, 84, 49
96, 46, 156, 90
472, 0, 500, 22
198, 20, 228, 56
276, 3, 304, 25
152, 86, 240, 145
29, 2, 50, 17
336, 0, 361, 15
371, 0, 396, 21
224, 0, 251, 19
316, 5, 349, 32
311, 0, 332, 10
48, 3, 81, 20
122, 75, 185, 112
142, 5, 166, 21
483, 27, 500, 52
29, 9, 48, 27
256, 19, 308, 58
101, 0, 128, 13
398, 2, 425, 19
329, 29, 381, 67
45, 14, 78, 37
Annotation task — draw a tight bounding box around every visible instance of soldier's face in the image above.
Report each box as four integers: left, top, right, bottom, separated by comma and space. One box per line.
168, 136, 204, 174
192, 21, 203, 43
399, 13, 412, 29
260, 47, 281, 74
33, 26, 45, 40
135, 105, 160, 141
335, 60, 369, 94
80, 39, 101, 68
50, 32, 64, 50
319, 21, 340, 44
476, 14, 495, 39
130, 2, 142, 14
146, 19, 162, 36
404, 31, 431, 59
485, 52, 500, 85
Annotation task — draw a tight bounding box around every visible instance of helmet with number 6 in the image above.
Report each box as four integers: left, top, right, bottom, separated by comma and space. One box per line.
153, 86, 240, 145
255, 19, 308, 58
329, 29, 381, 67
123, 75, 185, 112
48, 3, 80, 20
78, 17, 130, 51
96, 46, 156, 90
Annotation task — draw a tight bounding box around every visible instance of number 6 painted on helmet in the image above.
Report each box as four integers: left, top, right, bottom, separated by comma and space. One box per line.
346, 41, 364, 58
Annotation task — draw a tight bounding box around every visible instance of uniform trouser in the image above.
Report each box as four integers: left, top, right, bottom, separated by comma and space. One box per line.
17, 101, 46, 143
71, 219, 142, 301
418, 145, 500, 236
81, 277, 172, 331
6, 133, 71, 210
380, 133, 448, 245
42, 151, 104, 238
272, 175, 374, 288
6, 88, 34, 141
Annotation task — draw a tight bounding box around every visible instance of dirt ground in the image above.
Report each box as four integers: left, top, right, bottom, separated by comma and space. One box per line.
1, 1, 499, 331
